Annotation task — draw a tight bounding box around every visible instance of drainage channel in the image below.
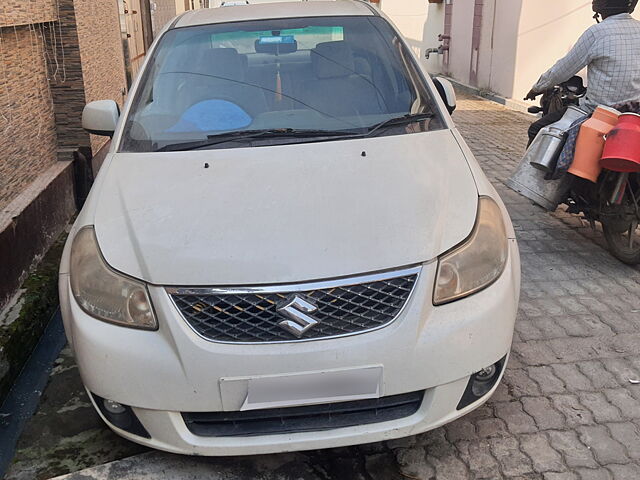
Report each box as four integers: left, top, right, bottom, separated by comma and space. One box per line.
0, 309, 66, 477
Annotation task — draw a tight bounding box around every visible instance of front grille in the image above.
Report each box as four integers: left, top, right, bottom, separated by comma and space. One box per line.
167, 268, 419, 343
182, 391, 425, 437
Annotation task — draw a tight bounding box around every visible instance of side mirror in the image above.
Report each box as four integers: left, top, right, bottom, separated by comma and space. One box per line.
82, 100, 120, 137
432, 77, 457, 115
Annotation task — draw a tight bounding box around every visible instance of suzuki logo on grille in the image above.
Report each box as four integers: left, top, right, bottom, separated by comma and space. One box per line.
276, 295, 320, 338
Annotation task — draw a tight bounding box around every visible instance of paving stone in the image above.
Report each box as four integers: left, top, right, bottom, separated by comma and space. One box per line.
426, 453, 470, 480
503, 368, 543, 397
532, 317, 567, 339
551, 364, 593, 392
547, 431, 598, 469
513, 342, 559, 367
363, 452, 405, 480
477, 417, 510, 439
576, 468, 613, 480
580, 392, 623, 423
597, 312, 639, 334
528, 367, 566, 394
521, 397, 566, 431
493, 382, 516, 403
543, 473, 578, 480
607, 463, 640, 480
394, 447, 435, 479
445, 418, 477, 442
489, 436, 534, 477
560, 315, 614, 338
456, 440, 500, 480
577, 425, 629, 465
606, 422, 640, 459
519, 433, 565, 473
548, 337, 613, 363
603, 389, 640, 419
550, 395, 594, 427
516, 318, 545, 342
577, 361, 621, 389
494, 402, 538, 434
601, 358, 640, 386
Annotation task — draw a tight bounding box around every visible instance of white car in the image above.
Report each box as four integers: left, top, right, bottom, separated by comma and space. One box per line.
59, 0, 520, 456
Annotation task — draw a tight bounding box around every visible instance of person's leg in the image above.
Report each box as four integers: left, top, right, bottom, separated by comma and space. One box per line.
527, 107, 568, 146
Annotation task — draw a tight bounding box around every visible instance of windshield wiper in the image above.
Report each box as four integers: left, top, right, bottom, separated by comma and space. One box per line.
155, 128, 364, 152
365, 113, 434, 138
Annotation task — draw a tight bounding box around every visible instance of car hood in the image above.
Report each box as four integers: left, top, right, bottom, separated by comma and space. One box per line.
94, 130, 478, 285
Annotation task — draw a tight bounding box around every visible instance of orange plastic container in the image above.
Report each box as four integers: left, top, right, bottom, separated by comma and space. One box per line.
569, 106, 620, 182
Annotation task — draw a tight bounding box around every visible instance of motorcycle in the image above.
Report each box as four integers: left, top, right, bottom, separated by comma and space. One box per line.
513, 77, 640, 265
527, 75, 587, 116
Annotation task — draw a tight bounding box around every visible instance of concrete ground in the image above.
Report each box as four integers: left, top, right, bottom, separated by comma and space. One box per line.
7, 91, 640, 479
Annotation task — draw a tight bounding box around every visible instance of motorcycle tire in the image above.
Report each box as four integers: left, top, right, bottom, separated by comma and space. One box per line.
603, 222, 640, 265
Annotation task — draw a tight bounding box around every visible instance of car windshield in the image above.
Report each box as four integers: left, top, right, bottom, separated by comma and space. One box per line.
120, 15, 445, 152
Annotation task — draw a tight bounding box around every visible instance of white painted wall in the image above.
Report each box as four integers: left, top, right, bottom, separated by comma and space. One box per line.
448, 0, 474, 84
382, 0, 638, 102
379, 0, 444, 72
512, 0, 596, 100
474, 0, 522, 97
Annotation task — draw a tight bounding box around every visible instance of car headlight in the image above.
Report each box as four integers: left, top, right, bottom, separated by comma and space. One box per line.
434, 197, 509, 305
69, 227, 157, 330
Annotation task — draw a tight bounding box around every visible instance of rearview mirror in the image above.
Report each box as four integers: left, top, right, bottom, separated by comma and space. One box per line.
82, 100, 120, 137
432, 77, 457, 115
255, 36, 298, 55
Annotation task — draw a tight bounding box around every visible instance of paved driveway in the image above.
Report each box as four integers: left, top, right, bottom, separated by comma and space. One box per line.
9, 92, 640, 480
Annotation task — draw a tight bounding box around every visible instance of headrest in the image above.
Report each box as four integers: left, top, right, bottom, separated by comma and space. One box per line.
196, 48, 247, 80
311, 41, 355, 79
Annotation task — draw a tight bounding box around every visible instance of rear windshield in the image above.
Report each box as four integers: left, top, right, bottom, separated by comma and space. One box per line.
120, 16, 444, 152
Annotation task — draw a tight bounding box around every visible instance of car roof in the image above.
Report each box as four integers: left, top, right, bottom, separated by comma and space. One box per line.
173, 0, 377, 28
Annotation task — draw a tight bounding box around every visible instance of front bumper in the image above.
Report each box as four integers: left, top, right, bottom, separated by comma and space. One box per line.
59, 240, 519, 456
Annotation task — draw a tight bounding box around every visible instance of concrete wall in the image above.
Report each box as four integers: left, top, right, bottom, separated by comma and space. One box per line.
151, 0, 178, 36
175, 0, 189, 15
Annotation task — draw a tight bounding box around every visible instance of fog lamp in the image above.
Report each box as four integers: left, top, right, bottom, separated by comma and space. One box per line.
457, 357, 506, 410
103, 399, 126, 415
91, 393, 151, 439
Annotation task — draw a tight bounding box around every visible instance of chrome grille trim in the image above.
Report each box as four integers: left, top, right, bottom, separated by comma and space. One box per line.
166, 266, 421, 344
166, 266, 422, 296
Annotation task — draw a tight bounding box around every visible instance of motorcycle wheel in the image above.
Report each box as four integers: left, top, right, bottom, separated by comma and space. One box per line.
603, 222, 640, 265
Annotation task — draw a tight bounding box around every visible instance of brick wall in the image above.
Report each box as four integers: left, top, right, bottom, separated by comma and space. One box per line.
48, 0, 90, 152
0, 25, 58, 211
0, 0, 58, 28
74, 0, 127, 153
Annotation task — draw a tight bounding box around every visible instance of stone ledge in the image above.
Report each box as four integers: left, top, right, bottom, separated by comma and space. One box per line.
0, 160, 76, 312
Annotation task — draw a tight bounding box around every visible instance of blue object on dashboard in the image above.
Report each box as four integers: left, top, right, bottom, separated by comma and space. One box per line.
167, 100, 251, 133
